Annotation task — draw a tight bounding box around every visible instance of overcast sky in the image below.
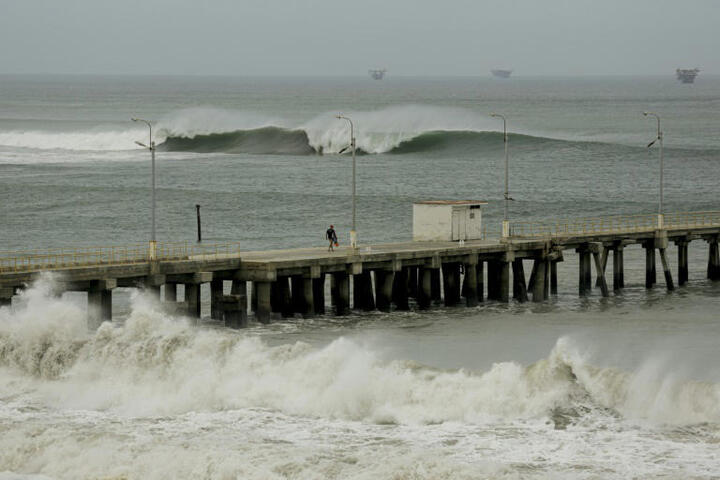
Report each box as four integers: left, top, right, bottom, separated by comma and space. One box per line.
1, 0, 718, 76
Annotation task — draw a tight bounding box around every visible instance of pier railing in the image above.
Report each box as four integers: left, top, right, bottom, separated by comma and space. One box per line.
0, 242, 242, 274
508, 211, 720, 239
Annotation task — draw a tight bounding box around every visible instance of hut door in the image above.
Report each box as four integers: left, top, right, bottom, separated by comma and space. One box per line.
451, 208, 465, 241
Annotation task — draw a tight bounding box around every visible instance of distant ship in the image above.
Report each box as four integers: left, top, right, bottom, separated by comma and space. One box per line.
368, 69, 386, 80
491, 69, 513, 79
676, 68, 700, 84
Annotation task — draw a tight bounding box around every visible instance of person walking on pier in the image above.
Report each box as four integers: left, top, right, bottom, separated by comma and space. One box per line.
326, 225, 338, 252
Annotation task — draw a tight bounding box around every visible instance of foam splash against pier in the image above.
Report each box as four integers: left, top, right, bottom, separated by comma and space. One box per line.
1, 277, 719, 426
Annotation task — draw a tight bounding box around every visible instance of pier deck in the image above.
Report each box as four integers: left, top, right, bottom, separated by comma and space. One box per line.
2, 211, 720, 328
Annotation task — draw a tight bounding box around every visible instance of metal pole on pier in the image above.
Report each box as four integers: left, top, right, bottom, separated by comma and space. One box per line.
643, 112, 664, 228
196, 204, 202, 242
491, 113, 511, 237
131, 118, 157, 259
336, 114, 357, 249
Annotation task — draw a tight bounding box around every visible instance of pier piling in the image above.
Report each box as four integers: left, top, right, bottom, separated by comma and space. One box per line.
644, 240, 657, 288
255, 281, 272, 324
512, 259, 528, 303
531, 258, 547, 302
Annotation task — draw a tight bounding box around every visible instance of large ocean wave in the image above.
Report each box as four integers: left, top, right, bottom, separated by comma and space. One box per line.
0, 106, 572, 156
1, 277, 719, 427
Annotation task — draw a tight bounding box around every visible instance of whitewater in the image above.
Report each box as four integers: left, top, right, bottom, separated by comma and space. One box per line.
2, 74, 720, 478
1, 277, 720, 479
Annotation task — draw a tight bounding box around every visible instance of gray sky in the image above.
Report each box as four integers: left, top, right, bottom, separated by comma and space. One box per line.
1, 0, 718, 76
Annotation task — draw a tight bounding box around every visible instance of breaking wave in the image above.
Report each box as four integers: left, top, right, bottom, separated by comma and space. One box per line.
1, 277, 719, 427
0, 105, 564, 156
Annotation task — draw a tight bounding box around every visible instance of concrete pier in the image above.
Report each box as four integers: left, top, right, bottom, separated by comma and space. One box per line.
3, 215, 720, 328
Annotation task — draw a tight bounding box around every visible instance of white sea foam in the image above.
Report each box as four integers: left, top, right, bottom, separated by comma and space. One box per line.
1, 277, 719, 427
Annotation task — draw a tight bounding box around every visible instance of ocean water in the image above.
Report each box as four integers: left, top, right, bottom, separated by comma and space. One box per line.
1, 74, 720, 479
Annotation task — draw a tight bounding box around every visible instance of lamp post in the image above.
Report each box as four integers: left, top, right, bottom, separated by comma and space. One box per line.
336, 114, 357, 249
491, 113, 511, 238
131, 117, 157, 260
643, 112, 664, 228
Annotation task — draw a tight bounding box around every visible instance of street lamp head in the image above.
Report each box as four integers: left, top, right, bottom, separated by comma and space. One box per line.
135, 141, 148, 148
490, 112, 498, 117
131, 117, 139, 122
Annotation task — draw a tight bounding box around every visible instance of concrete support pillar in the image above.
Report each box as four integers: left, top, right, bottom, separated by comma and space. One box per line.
230, 279, 249, 326
418, 267, 433, 310
165, 283, 177, 302
707, 239, 720, 281
353, 271, 375, 311
0, 287, 13, 308
486, 260, 500, 300
185, 283, 201, 319
644, 240, 657, 288
222, 294, 248, 329
312, 275, 326, 314
210, 279, 224, 320
88, 280, 114, 330
300, 277, 315, 317
499, 261, 510, 303
291, 276, 306, 314
531, 259, 547, 302
595, 247, 609, 288
676, 240, 689, 286
255, 281, 272, 324
591, 249, 610, 297
442, 263, 461, 307
430, 269, 441, 303
659, 248, 675, 291
271, 277, 293, 318
464, 263, 479, 307
528, 260, 537, 292
408, 267, 419, 299
512, 259, 528, 303
612, 246, 624, 291
251, 282, 258, 313
550, 260, 558, 295
331, 271, 350, 315
577, 246, 592, 296
476, 261, 484, 302
392, 267, 410, 310
375, 270, 395, 312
